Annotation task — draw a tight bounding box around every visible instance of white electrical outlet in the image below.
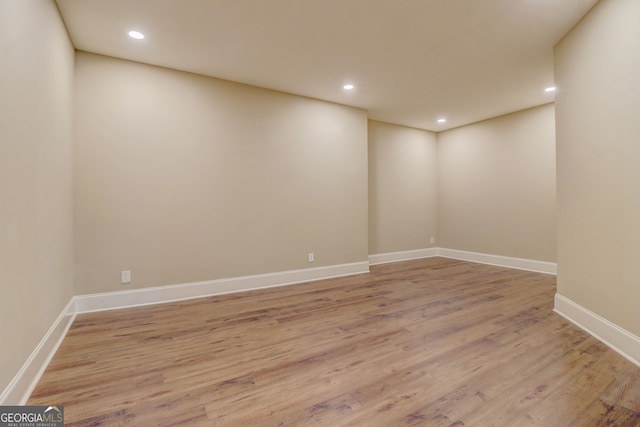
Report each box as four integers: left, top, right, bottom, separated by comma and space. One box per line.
430, 237, 435, 245
121, 270, 131, 284
308, 252, 315, 263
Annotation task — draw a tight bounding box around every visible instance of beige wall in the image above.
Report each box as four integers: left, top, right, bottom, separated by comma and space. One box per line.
555, 0, 640, 336
74, 52, 368, 294
0, 1, 75, 392
0, 3, 562, 394
368, 121, 438, 254
437, 104, 556, 262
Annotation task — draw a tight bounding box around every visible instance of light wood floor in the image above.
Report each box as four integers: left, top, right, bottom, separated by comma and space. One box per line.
29, 257, 640, 426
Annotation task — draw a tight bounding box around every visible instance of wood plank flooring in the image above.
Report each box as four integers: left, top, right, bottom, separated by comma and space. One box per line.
29, 257, 640, 426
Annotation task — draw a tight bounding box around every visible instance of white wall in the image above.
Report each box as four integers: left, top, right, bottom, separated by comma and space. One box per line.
0, 0, 75, 393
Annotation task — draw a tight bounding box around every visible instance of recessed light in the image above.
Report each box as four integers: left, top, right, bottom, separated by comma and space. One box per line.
343, 84, 354, 90
545, 86, 556, 92
128, 30, 145, 40
437, 118, 447, 123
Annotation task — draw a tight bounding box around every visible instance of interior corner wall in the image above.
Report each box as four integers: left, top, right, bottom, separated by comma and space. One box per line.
368, 120, 438, 254
437, 104, 557, 262
555, 0, 640, 336
0, 1, 75, 392
74, 52, 369, 295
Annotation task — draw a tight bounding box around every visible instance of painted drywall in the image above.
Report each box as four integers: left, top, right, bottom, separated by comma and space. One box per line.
555, 0, 640, 336
437, 104, 556, 262
368, 121, 438, 254
0, 1, 75, 393
74, 52, 368, 294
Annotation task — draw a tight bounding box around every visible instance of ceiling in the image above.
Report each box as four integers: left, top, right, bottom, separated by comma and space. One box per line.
56, 0, 598, 132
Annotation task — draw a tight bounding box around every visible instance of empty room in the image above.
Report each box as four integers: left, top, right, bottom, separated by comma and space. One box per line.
1, 0, 639, 425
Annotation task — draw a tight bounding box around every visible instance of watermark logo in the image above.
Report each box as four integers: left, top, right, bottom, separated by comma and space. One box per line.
0, 406, 64, 427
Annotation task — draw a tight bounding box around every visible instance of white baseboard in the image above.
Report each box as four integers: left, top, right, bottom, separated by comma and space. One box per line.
554, 293, 640, 368
436, 248, 557, 275
369, 248, 438, 265
74, 261, 370, 314
369, 247, 556, 274
0, 298, 76, 405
